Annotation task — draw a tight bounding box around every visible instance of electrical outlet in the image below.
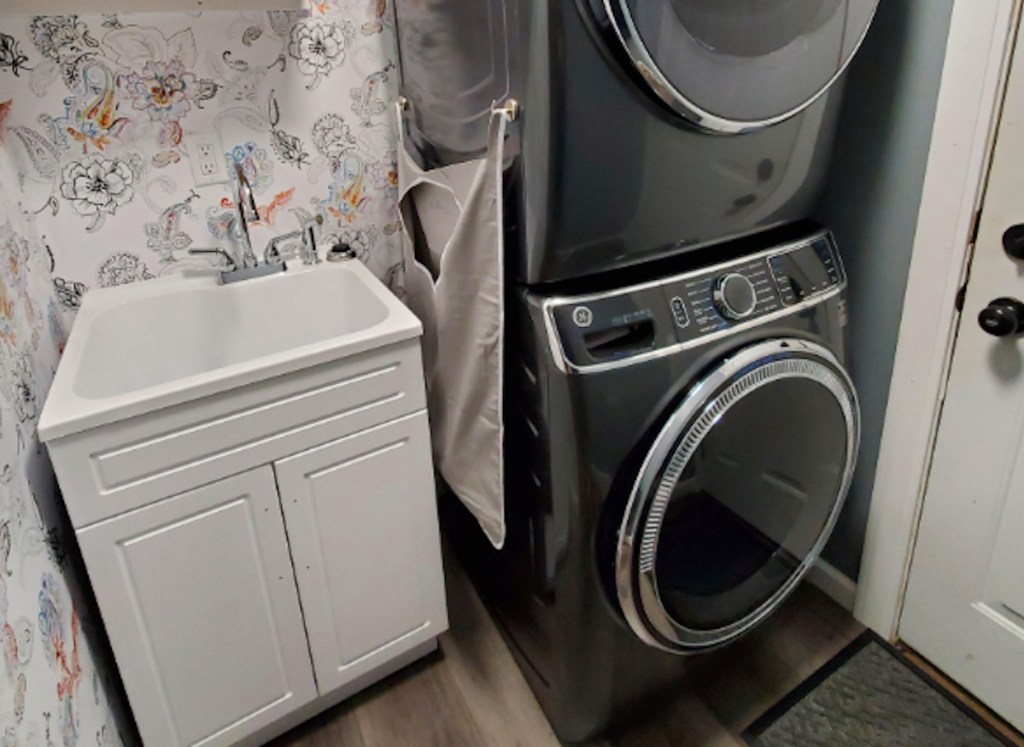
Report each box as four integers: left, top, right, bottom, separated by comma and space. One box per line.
185, 133, 228, 187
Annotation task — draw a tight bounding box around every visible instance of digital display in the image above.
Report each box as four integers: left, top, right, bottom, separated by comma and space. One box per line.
770, 245, 832, 301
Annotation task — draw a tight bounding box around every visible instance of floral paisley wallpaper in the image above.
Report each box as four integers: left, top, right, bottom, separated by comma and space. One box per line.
0, 2, 403, 325
0, 2, 403, 744
0, 144, 125, 744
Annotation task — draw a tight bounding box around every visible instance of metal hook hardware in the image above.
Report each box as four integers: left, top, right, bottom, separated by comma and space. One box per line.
398, 95, 519, 121
493, 98, 520, 121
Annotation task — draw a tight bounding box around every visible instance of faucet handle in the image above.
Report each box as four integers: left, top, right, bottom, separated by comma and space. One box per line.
302, 217, 322, 265
297, 215, 324, 266
188, 247, 238, 271
263, 230, 301, 265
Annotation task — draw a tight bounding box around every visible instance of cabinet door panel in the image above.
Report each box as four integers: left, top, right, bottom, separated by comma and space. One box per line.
275, 411, 448, 693
78, 467, 316, 747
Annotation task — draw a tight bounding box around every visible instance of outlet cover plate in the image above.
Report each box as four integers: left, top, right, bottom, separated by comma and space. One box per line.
185, 133, 228, 186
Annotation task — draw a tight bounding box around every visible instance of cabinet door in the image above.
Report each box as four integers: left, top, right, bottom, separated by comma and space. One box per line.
77, 466, 317, 747
275, 411, 448, 693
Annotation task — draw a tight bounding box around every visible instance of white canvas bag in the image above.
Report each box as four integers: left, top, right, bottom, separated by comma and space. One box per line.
396, 104, 510, 548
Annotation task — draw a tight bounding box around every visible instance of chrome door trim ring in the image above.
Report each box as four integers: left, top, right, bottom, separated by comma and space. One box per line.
600, 0, 878, 134
614, 338, 860, 653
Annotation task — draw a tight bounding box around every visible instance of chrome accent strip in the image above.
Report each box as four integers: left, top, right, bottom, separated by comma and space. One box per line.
599, 0, 878, 134
614, 339, 860, 653
540, 231, 845, 375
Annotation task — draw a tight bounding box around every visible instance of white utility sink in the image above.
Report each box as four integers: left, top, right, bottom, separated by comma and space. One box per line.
39, 256, 446, 747
39, 260, 421, 441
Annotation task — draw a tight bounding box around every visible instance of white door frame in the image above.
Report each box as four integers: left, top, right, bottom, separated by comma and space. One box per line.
855, 0, 1021, 638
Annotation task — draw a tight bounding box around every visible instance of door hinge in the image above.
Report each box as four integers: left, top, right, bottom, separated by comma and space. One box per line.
955, 284, 967, 312
968, 209, 982, 246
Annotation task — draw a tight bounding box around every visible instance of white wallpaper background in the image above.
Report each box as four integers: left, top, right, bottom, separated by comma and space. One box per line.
0, 3, 403, 322
0, 143, 125, 745
0, 3, 403, 744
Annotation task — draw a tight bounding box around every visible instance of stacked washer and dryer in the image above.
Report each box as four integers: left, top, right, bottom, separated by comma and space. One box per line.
394, 1, 877, 740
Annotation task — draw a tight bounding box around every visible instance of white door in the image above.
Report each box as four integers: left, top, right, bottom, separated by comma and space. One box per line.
77, 467, 317, 747
274, 411, 448, 694
900, 19, 1024, 732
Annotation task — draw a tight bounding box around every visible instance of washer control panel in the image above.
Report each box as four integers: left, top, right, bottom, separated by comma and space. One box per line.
548, 233, 844, 369
668, 255, 782, 338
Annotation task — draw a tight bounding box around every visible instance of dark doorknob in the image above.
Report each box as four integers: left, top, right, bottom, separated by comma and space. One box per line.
1003, 225, 1024, 259
979, 297, 1024, 337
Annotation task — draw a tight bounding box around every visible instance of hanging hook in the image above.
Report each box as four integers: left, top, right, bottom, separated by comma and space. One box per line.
493, 98, 520, 121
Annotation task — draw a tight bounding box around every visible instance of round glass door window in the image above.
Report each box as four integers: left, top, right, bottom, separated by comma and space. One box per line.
600, 0, 878, 131
615, 339, 859, 652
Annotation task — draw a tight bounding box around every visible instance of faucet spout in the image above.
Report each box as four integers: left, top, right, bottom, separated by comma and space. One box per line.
233, 164, 260, 269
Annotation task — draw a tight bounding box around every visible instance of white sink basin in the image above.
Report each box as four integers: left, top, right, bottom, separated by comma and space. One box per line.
39, 261, 421, 440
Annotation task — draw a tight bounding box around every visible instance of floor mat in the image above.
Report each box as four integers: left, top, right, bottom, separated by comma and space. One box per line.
744, 633, 1012, 747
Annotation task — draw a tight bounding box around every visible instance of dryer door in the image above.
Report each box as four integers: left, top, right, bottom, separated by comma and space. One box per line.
595, 0, 878, 132
615, 338, 859, 653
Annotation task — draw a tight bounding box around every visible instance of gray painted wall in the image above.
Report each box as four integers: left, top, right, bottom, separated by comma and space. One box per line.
817, 0, 957, 579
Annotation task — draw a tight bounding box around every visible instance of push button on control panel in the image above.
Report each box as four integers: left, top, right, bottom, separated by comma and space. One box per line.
670, 296, 689, 328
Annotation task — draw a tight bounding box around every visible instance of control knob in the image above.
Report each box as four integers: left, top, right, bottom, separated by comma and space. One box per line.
713, 273, 757, 320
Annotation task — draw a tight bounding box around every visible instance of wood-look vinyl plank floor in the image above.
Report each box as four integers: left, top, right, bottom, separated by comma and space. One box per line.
269, 550, 864, 747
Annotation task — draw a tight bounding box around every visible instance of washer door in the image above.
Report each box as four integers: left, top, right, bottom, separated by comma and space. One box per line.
598, 0, 878, 132
615, 339, 859, 652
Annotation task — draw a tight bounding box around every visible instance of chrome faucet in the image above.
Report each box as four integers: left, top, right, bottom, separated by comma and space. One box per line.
232, 164, 260, 269
185, 164, 324, 284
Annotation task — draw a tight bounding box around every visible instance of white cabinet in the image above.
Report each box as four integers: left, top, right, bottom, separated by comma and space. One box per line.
53, 341, 447, 746
275, 412, 448, 693
77, 467, 317, 747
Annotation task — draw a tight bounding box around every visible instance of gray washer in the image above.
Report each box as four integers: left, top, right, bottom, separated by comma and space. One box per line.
444, 229, 860, 741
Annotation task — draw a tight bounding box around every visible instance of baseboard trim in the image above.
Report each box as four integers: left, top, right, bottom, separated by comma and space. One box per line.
806, 558, 858, 611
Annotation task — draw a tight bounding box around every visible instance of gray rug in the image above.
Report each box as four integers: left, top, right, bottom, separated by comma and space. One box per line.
747, 638, 1007, 747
